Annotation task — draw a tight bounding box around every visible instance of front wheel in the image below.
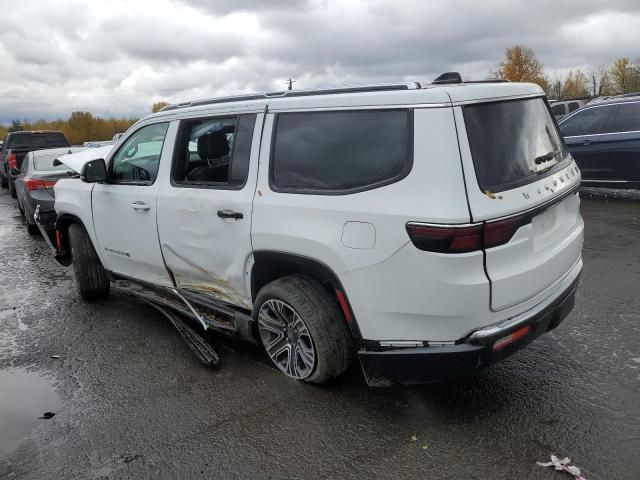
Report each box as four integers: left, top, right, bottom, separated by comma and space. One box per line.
68, 223, 110, 301
254, 275, 351, 384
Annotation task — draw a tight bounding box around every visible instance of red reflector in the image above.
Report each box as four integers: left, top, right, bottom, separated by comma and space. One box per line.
492, 325, 531, 351
55, 229, 62, 249
24, 178, 57, 191
7, 153, 17, 170
484, 214, 531, 249
335, 289, 353, 324
406, 224, 482, 253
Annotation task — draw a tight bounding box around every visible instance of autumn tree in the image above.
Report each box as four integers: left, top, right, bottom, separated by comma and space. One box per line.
562, 70, 590, 98
152, 101, 169, 113
610, 58, 640, 94
493, 46, 548, 90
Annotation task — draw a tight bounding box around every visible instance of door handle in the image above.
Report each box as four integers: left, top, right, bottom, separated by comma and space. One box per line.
131, 201, 150, 210
582, 140, 592, 146
217, 209, 243, 220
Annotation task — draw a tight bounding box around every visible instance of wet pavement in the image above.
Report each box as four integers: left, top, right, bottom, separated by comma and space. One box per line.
0, 188, 638, 479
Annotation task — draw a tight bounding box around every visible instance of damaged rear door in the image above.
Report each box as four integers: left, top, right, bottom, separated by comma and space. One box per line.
156, 107, 264, 309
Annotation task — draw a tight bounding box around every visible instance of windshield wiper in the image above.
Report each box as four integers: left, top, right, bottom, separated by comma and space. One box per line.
534, 149, 561, 165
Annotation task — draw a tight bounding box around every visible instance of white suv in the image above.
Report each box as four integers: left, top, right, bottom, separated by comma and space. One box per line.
44, 77, 583, 386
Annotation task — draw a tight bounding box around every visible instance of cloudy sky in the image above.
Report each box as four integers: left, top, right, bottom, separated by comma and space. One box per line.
0, 0, 638, 122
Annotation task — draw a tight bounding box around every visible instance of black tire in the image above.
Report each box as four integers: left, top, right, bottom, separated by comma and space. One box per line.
8, 178, 16, 198
254, 274, 351, 384
1, 173, 7, 188
68, 223, 110, 301
26, 222, 39, 236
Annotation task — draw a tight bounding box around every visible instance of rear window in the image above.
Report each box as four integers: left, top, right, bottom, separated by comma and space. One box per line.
7, 132, 69, 149
463, 97, 569, 193
33, 153, 70, 171
271, 110, 412, 193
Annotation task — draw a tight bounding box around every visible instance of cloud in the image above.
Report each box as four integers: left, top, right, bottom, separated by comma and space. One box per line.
0, 0, 638, 124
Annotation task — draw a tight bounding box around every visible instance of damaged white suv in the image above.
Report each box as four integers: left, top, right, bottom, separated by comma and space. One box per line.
42, 75, 583, 385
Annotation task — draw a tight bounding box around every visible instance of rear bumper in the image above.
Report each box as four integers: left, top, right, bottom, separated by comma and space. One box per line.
358, 269, 580, 386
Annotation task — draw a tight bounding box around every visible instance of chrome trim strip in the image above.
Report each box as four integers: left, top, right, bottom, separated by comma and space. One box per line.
564, 129, 640, 139
583, 179, 630, 184
485, 182, 580, 224
406, 221, 481, 228
379, 341, 424, 347
468, 258, 581, 342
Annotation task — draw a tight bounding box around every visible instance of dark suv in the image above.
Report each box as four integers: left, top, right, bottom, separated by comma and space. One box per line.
0, 131, 70, 197
558, 95, 640, 189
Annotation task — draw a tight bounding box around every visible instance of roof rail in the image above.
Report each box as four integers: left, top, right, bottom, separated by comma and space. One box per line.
159, 82, 421, 112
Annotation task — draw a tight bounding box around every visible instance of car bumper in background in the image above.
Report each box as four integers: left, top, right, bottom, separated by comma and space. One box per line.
358, 271, 580, 386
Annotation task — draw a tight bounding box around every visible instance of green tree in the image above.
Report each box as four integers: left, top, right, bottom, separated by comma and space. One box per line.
8, 119, 24, 133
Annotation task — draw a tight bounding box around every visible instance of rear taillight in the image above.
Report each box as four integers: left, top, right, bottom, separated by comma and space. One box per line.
483, 214, 531, 249
7, 153, 17, 170
406, 224, 483, 253
407, 214, 532, 253
24, 178, 58, 191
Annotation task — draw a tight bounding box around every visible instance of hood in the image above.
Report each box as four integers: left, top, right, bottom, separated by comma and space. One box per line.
54, 145, 114, 173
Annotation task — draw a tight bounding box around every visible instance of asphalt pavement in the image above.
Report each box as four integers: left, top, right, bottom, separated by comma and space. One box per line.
0, 188, 638, 479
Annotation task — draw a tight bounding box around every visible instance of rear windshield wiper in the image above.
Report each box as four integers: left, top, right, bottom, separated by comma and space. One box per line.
534, 150, 561, 165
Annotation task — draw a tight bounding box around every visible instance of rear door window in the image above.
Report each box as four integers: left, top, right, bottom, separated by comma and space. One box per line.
559, 105, 615, 137
271, 109, 412, 194
605, 102, 640, 133
568, 102, 581, 113
463, 97, 569, 193
551, 104, 565, 116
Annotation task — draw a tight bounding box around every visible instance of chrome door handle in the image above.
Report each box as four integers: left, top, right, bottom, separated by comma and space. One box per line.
217, 209, 243, 220
582, 140, 591, 146
131, 201, 150, 210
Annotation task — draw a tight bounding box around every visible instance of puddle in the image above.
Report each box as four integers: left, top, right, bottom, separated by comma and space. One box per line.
0, 368, 60, 457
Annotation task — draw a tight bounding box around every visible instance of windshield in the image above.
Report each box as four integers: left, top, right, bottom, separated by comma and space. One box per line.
463, 97, 569, 193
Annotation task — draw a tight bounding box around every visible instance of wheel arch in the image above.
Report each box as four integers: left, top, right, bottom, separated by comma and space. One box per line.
251, 251, 362, 339
55, 213, 89, 266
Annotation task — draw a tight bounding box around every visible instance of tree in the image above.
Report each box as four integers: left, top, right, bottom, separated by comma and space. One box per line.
562, 70, 590, 99
493, 45, 548, 90
152, 101, 169, 113
589, 64, 614, 97
610, 58, 640, 94
8, 119, 24, 133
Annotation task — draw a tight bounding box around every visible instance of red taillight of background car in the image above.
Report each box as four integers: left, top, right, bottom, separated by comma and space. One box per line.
24, 178, 58, 191
406, 223, 483, 253
7, 152, 17, 170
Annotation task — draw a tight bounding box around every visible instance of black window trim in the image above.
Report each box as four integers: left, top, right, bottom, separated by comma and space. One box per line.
170, 114, 254, 191
268, 108, 414, 196
107, 121, 170, 187
463, 96, 573, 193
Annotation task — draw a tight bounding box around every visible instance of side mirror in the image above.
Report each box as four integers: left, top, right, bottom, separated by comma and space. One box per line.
80, 158, 107, 183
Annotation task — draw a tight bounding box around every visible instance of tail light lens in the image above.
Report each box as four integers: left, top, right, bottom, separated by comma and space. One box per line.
407, 214, 532, 253
483, 214, 532, 249
24, 178, 58, 191
7, 153, 17, 170
406, 224, 483, 253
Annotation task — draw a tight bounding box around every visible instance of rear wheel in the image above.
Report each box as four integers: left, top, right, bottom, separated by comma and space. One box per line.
254, 275, 350, 384
1, 173, 7, 188
68, 223, 110, 301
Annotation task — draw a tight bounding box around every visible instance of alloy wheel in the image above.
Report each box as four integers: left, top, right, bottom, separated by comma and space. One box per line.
258, 299, 316, 379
